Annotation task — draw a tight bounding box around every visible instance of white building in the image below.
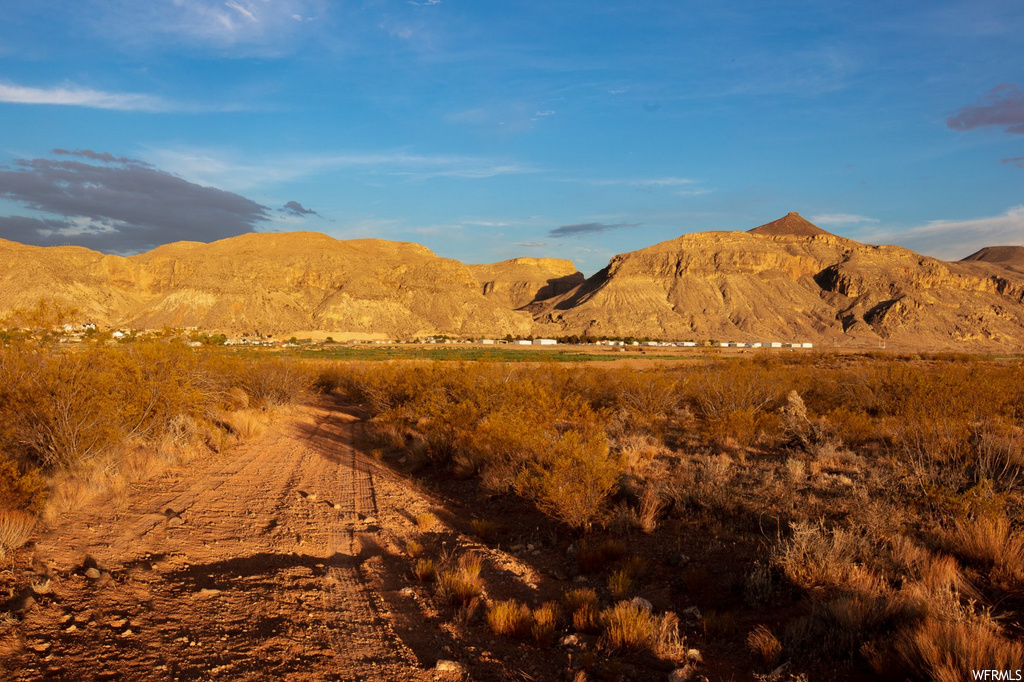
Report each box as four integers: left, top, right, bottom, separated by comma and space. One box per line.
533, 338, 558, 346
480, 339, 495, 345
514, 339, 532, 345
801, 342, 814, 348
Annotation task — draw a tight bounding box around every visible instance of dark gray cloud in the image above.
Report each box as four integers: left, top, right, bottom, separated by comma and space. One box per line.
548, 222, 641, 238
282, 200, 320, 217
51, 148, 143, 164
1002, 156, 1024, 168
948, 84, 1024, 135
0, 153, 269, 253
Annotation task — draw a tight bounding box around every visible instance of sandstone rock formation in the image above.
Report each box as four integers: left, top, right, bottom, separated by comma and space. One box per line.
0, 233, 533, 339
468, 258, 584, 309
530, 213, 1024, 349
3, 216, 1024, 349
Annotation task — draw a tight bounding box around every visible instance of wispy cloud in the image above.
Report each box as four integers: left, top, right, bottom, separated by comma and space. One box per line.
948, 84, 1024, 135
548, 222, 641, 238
583, 177, 697, 188
0, 82, 168, 112
92, 0, 327, 55
147, 146, 534, 189
1002, 157, 1024, 168
225, 1, 257, 22
514, 241, 547, 247
811, 213, 879, 226
867, 206, 1024, 260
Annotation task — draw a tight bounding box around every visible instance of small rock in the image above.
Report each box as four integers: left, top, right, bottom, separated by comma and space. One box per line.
64, 624, 78, 633
167, 516, 184, 527
668, 665, 697, 682
197, 588, 221, 598
681, 606, 701, 625
120, 629, 134, 637
84, 567, 102, 579
363, 517, 377, 524
399, 587, 415, 597
108, 618, 128, 629
31, 642, 52, 653
667, 552, 691, 567
307, 493, 318, 501
398, 456, 408, 464
19, 595, 38, 612
629, 597, 653, 612
573, 575, 587, 583
333, 503, 342, 510
59, 614, 73, 624
560, 634, 579, 647
526, 543, 536, 551
687, 648, 702, 663
434, 659, 465, 674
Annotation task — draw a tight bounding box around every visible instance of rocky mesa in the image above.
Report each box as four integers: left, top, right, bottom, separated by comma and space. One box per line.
2, 214, 1024, 349
530, 213, 1024, 349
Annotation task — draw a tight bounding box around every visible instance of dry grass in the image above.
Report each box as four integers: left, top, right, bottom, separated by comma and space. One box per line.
944, 515, 1024, 575
637, 487, 664, 533
470, 518, 498, 542
405, 540, 425, 558
486, 599, 533, 638
563, 588, 600, 634
747, 624, 783, 667
436, 554, 484, 606
222, 408, 267, 441
600, 601, 657, 652
416, 512, 438, 532
532, 602, 560, 646
884, 613, 1024, 682
0, 509, 36, 558
411, 557, 437, 583
608, 569, 633, 599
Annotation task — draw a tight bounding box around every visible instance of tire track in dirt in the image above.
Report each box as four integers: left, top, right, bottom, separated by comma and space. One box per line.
7, 402, 430, 681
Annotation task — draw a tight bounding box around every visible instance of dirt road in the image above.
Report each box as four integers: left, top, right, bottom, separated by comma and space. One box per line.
4, 402, 443, 681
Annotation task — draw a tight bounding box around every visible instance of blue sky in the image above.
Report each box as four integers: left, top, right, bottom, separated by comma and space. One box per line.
0, 0, 1022, 273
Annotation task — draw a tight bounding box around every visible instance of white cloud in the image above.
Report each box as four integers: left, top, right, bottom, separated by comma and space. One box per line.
145, 146, 535, 190
0, 82, 168, 111
811, 213, 880, 226
868, 206, 1024, 260
94, 0, 326, 54
534, 110, 555, 117
572, 176, 698, 187
224, 1, 257, 22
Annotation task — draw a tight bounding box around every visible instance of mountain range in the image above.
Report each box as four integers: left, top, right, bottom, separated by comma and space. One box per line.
2, 213, 1023, 349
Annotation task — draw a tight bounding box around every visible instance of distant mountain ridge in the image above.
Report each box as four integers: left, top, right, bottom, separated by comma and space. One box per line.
2, 215, 1024, 349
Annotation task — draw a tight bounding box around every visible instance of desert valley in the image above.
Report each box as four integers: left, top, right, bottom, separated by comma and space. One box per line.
3, 2, 1023, 680
1, 212, 1024, 681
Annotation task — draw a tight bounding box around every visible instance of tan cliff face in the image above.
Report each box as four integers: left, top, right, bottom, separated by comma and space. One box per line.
0, 233, 533, 338
530, 214, 1024, 349
2, 216, 1024, 349
468, 257, 585, 310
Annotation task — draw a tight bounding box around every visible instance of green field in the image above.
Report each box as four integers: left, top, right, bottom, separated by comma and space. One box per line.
286, 344, 687, 362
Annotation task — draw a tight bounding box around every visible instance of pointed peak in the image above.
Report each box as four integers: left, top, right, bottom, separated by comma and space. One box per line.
748, 212, 833, 238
